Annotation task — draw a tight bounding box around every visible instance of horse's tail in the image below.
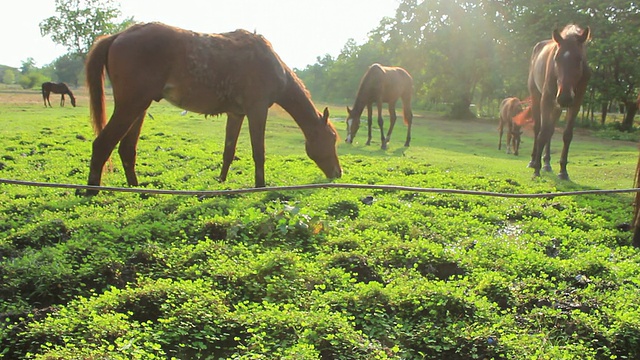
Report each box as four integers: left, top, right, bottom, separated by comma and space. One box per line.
402, 96, 413, 126
513, 105, 532, 126
86, 34, 117, 135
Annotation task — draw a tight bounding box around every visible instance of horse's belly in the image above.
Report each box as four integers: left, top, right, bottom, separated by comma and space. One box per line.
162, 83, 242, 115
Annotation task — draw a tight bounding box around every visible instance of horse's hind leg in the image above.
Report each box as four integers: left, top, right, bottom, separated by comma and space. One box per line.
219, 112, 245, 183
403, 103, 412, 147
118, 112, 146, 187
376, 101, 387, 150
385, 102, 398, 146
86, 103, 149, 194
365, 103, 373, 146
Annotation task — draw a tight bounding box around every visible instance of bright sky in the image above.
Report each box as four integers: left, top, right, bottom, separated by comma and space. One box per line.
1, 0, 400, 70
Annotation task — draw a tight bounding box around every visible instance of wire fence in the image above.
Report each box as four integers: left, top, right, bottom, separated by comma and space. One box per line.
1, 177, 639, 199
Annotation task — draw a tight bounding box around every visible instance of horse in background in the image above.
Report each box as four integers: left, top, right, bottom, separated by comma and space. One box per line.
514, 24, 591, 180
345, 63, 413, 150
498, 97, 526, 155
42, 82, 76, 107
82, 22, 341, 195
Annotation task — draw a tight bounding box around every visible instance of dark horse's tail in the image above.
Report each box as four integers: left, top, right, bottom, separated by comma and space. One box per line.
86, 34, 119, 136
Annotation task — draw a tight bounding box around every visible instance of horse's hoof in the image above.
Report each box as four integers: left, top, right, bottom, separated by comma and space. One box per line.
543, 165, 553, 172
558, 172, 570, 181
404, 142, 410, 147
76, 188, 98, 197
527, 161, 535, 168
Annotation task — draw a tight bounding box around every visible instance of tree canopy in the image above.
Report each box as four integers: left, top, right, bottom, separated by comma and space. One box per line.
39, 0, 134, 58
297, 0, 640, 125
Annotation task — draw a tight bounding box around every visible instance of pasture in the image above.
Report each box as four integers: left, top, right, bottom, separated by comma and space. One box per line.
1, 88, 639, 359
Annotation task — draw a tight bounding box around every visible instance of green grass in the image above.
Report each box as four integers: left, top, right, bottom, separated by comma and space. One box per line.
1, 92, 639, 359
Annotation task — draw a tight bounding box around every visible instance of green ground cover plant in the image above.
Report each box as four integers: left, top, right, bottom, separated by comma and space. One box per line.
0, 92, 639, 359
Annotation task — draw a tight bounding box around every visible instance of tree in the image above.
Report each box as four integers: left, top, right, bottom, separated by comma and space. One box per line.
377, 0, 512, 118
53, 54, 84, 86
2, 69, 15, 85
20, 58, 36, 75
39, 0, 134, 58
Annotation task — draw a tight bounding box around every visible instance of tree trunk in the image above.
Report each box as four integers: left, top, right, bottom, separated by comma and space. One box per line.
600, 102, 608, 126
620, 99, 638, 132
449, 94, 475, 119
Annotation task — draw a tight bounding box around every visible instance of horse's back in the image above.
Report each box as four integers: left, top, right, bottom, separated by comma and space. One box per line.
529, 40, 556, 94
105, 22, 288, 114
500, 97, 523, 121
362, 64, 412, 102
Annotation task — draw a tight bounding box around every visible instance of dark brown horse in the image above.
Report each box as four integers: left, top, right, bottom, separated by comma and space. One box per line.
514, 24, 591, 180
42, 82, 76, 107
345, 63, 413, 150
498, 97, 525, 155
83, 22, 341, 195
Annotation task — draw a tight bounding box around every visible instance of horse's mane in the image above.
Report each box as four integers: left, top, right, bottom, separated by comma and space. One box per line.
286, 65, 338, 134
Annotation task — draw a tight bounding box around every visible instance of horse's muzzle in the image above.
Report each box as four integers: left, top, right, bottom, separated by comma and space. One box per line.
557, 89, 576, 108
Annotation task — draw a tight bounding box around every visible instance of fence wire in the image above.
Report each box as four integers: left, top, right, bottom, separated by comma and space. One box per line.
1, 177, 639, 199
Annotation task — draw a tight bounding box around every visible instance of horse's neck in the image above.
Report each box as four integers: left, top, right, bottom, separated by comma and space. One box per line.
350, 97, 368, 119
277, 75, 321, 136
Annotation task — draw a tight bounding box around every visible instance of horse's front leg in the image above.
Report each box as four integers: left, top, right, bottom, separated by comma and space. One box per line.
60, 94, 65, 107
219, 112, 245, 183
532, 97, 556, 177
247, 106, 269, 187
557, 106, 579, 180
542, 106, 562, 173
376, 101, 387, 150
385, 102, 398, 146
366, 103, 373, 146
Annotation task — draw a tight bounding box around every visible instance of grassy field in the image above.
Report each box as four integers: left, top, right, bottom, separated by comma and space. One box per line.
1, 88, 639, 359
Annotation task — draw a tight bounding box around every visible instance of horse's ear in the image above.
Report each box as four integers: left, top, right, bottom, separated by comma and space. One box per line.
578, 26, 591, 43
552, 28, 563, 44
322, 107, 330, 123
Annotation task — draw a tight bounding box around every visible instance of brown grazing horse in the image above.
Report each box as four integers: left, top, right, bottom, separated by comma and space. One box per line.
498, 97, 525, 155
514, 24, 591, 180
82, 22, 342, 195
344, 63, 413, 150
42, 82, 76, 107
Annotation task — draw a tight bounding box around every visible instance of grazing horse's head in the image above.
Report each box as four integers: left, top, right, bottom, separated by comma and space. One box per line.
69, 94, 77, 107
345, 106, 360, 144
306, 107, 342, 179
552, 25, 590, 108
